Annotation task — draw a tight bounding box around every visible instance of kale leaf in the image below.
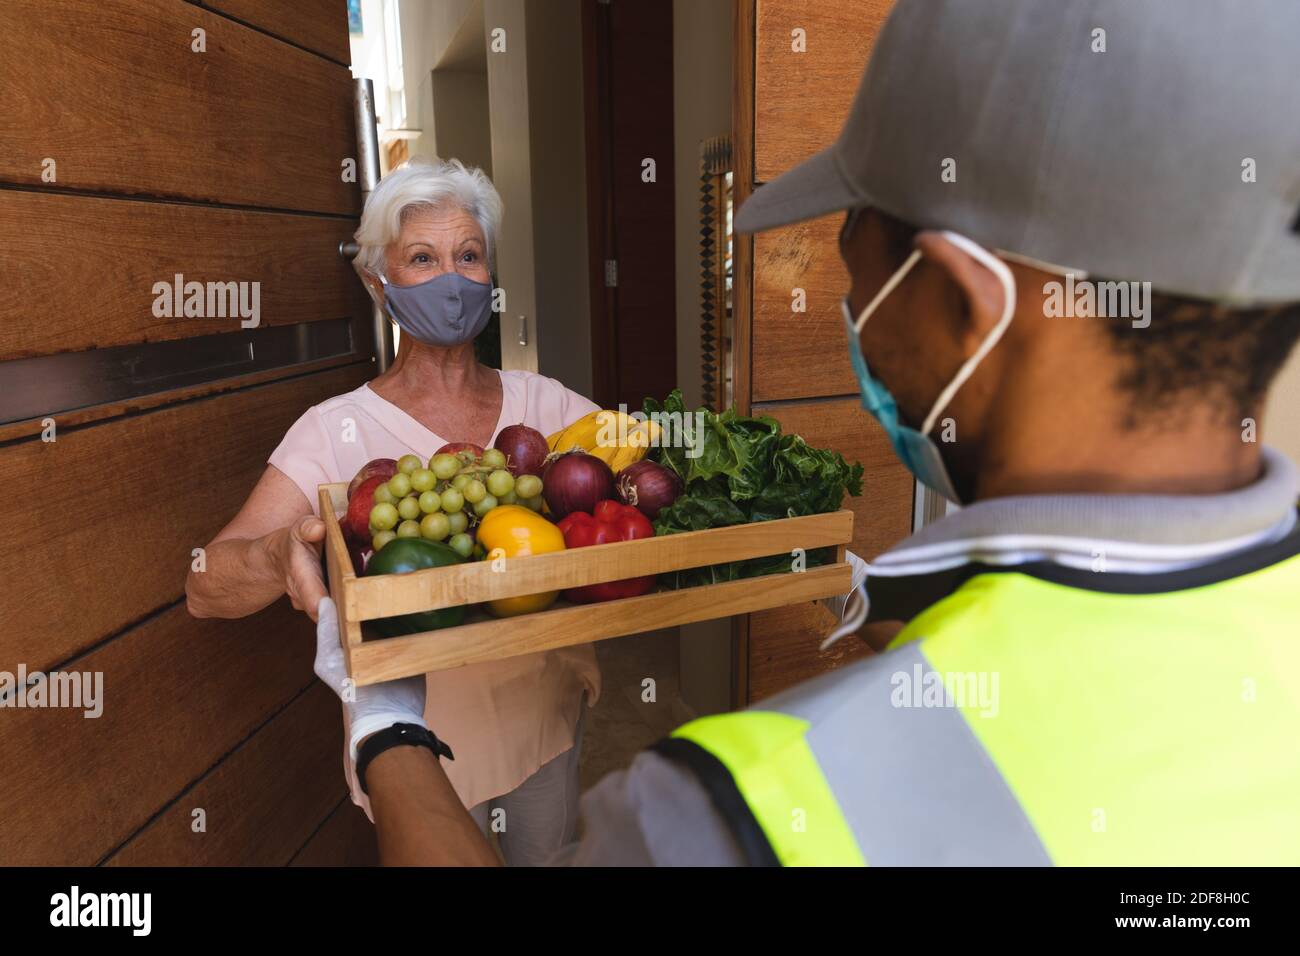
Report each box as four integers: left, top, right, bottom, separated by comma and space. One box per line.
644, 390, 864, 587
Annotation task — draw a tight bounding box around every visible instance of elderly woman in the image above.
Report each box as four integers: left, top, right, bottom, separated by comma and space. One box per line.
185, 159, 600, 865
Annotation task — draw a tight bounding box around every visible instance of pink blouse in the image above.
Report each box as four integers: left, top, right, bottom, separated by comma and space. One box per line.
268, 371, 602, 812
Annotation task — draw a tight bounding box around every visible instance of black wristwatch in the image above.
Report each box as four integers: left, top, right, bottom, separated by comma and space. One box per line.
356, 722, 455, 795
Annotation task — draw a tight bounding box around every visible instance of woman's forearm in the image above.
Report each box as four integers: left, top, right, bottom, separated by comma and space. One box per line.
185, 531, 286, 619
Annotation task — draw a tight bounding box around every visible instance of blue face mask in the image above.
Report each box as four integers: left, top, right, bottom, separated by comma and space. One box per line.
841, 229, 1017, 504
380, 271, 494, 348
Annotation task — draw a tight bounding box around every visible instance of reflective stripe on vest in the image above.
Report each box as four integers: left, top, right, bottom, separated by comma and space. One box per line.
660, 544, 1300, 865
903, 557, 1300, 865
667, 713, 865, 866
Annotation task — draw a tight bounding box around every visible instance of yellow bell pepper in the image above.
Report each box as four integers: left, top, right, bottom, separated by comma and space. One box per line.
475, 505, 567, 617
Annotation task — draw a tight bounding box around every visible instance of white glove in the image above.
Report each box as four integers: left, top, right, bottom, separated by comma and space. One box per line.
819, 550, 870, 650
314, 598, 429, 762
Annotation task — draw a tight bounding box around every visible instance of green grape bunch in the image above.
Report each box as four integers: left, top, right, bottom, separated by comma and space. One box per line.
367, 448, 545, 556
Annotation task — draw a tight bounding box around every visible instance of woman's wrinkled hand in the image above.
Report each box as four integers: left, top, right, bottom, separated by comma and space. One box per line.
266, 515, 329, 621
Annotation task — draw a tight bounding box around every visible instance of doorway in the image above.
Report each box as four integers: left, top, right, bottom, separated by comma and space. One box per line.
582, 0, 679, 412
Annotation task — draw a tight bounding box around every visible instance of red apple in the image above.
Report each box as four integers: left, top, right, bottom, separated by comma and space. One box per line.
345, 475, 389, 540
434, 442, 484, 458
347, 458, 398, 499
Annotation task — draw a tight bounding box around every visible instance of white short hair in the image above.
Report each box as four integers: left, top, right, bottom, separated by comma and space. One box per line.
353, 158, 503, 277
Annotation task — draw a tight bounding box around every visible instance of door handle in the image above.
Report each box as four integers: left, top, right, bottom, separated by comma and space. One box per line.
351, 78, 391, 371
518, 315, 528, 347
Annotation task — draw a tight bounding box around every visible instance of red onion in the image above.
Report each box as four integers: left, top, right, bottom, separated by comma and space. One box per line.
494, 423, 549, 477
616, 459, 684, 520
346, 536, 373, 576
542, 451, 615, 519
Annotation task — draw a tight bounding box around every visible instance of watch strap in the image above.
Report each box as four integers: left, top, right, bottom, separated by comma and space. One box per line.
356, 722, 455, 795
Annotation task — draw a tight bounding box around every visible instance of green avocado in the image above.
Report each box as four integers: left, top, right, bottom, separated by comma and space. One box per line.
364, 537, 467, 637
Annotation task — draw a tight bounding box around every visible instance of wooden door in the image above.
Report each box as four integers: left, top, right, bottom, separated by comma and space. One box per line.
0, 0, 375, 864
583, 0, 679, 411
732, 0, 914, 703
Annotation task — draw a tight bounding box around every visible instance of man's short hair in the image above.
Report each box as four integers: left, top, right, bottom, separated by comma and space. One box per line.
1104, 291, 1300, 428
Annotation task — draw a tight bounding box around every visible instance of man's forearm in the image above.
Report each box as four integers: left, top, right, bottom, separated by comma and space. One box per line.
365, 743, 500, 866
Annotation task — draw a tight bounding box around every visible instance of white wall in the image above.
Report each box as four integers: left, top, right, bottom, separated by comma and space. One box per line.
1265, 351, 1300, 465
482, 0, 538, 373
429, 69, 493, 175
673, 0, 733, 412
398, 0, 478, 82
400, 0, 486, 166
526, 0, 593, 398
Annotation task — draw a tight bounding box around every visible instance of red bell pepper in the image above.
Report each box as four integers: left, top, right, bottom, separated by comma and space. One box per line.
557, 499, 656, 603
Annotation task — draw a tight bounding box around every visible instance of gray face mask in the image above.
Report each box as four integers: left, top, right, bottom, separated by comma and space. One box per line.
380, 271, 494, 347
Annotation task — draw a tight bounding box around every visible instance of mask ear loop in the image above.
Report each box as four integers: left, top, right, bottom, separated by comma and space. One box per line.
359, 271, 389, 315
853, 250, 923, 334
370, 272, 393, 314
819, 579, 870, 651
919, 232, 1018, 435
826, 234, 1016, 651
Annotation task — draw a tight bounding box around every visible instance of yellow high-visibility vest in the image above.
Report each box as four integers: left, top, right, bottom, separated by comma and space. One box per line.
655, 543, 1300, 865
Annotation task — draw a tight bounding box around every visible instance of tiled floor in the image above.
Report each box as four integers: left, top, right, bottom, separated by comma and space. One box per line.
578, 627, 695, 792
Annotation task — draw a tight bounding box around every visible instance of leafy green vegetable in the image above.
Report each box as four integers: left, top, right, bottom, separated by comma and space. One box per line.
645, 390, 864, 588
645, 390, 781, 503
658, 546, 838, 589
646, 475, 747, 531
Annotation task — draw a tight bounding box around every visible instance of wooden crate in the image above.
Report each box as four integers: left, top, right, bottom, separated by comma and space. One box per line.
319, 483, 853, 685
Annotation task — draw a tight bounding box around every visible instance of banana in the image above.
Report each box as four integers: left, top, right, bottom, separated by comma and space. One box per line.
546, 410, 661, 473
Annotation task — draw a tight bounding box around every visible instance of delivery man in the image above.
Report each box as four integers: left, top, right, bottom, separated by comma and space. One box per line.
312, 0, 1300, 865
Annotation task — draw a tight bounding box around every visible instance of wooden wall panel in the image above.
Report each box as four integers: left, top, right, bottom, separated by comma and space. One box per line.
730, 0, 758, 705
0, 601, 315, 865
0, 192, 366, 360
736, 0, 910, 702
0, 348, 371, 444
105, 684, 346, 866
0, 362, 371, 674
0, 0, 359, 215
751, 215, 855, 400
204, 0, 353, 64
290, 799, 379, 867
747, 602, 871, 701
0, 0, 359, 866
754, 0, 893, 182
746, 397, 913, 700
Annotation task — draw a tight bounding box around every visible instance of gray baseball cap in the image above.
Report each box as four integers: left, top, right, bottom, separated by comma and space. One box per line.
734, 0, 1300, 305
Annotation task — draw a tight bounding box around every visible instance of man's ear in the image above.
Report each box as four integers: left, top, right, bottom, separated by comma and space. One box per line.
914, 231, 1008, 353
